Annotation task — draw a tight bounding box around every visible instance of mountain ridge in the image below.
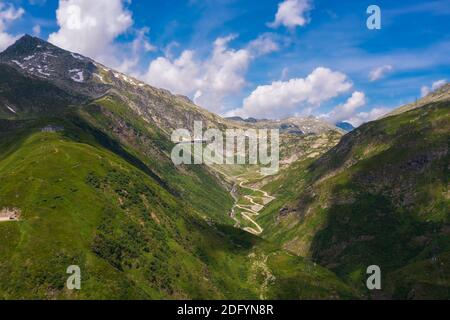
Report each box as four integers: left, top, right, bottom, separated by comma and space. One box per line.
0, 35, 233, 135
1, 35, 344, 136
0, 35, 448, 300
254, 86, 450, 299
385, 83, 450, 117
0, 35, 356, 299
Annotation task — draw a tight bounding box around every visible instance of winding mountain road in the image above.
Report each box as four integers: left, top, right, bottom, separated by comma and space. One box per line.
229, 176, 276, 236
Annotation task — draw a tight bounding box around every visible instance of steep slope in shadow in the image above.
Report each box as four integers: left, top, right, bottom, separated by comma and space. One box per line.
258, 97, 449, 299
308, 102, 449, 298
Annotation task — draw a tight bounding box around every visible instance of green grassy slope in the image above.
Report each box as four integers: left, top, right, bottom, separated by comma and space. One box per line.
0, 118, 250, 299
257, 102, 450, 299
78, 94, 234, 225
0, 48, 358, 300
0, 119, 228, 298
0, 115, 356, 299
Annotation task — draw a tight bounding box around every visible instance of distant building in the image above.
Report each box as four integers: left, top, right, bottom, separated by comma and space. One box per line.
41, 125, 63, 133
0, 207, 21, 221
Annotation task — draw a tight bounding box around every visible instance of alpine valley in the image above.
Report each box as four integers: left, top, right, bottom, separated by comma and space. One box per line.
0, 35, 448, 300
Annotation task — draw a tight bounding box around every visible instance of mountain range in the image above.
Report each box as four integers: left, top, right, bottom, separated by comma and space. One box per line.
0, 35, 448, 300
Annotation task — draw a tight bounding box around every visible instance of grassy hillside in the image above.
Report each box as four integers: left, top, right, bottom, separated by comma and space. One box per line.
0, 114, 356, 299
0, 118, 240, 299
4, 35, 445, 300
78, 94, 235, 225
257, 101, 450, 299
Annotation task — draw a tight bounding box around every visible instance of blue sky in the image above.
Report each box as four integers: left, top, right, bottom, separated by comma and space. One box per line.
1, 0, 450, 125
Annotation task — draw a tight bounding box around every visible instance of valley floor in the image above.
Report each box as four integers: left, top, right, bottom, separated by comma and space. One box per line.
224, 170, 276, 236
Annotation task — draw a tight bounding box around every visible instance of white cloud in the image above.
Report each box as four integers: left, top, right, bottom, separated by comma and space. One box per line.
320, 91, 366, 124
227, 67, 352, 119
268, 0, 312, 29
133, 27, 157, 53
0, 2, 25, 51
114, 27, 157, 74
420, 86, 429, 97
346, 107, 392, 127
48, 0, 133, 60
369, 65, 393, 82
48, 0, 157, 74
144, 50, 201, 97
421, 79, 447, 97
32, 24, 41, 36
142, 34, 278, 112
247, 33, 279, 56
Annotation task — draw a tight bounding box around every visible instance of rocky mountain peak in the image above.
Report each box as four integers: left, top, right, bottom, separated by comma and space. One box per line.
0, 35, 229, 133
2, 34, 50, 55
0, 35, 113, 98
1, 35, 91, 80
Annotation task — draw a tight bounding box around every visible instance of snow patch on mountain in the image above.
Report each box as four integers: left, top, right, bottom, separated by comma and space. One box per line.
70, 70, 84, 83
122, 75, 137, 85
12, 60, 25, 69
93, 73, 105, 83
6, 105, 17, 114
43, 52, 58, 58
37, 68, 51, 77
71, 53, 84, 61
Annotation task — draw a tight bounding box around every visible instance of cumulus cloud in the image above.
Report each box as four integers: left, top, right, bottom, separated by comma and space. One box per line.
142, 34, 278, 112
421, 79, 447, 97
0, 2, 25, 51
268, 0, 312, 29
48, 0, 133, 60
369, 65, 393, 82
144, 50, 202, 97
247, 33, 280, 56
320, 91, 366, 124
32, 24, 41, 36
114, 27, 157, 74
346, 107, 392, 127
227, 67, 353, 119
